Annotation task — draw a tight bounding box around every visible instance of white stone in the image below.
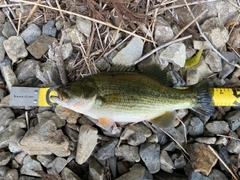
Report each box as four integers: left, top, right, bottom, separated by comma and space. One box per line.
160, 42, 186, 67
112, 37, 144, 66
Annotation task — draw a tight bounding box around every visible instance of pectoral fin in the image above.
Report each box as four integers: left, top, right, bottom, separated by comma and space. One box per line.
150, 111, 176, 128
98, 118, 114, 130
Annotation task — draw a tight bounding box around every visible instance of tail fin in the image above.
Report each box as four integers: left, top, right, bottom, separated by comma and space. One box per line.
191, 80, 215, 116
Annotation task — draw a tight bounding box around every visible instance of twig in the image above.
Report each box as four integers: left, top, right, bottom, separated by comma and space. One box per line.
208, 145, 239, 180
183, 0, 240, 69
160, 128, 189, 156
176, 117, 187, 144
134, 35, 192, 65
50, 42, 68, 86
11, 0, 154, 43
2, 8, 17, 33
173, 9, 208, 40
22, 0, 41, 26
17, 11, 22, 36
55, 0, 65, 20
216, 134, 240, 142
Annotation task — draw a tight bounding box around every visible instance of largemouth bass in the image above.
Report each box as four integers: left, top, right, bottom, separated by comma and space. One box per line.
51, 68, 214, 130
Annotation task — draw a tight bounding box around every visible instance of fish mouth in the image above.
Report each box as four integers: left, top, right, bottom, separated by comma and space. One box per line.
50, 87, 70, 104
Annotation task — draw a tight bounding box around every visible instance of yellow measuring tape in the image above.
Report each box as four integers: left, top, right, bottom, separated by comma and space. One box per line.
38, 88, 58, 106
211, 88, 240, 106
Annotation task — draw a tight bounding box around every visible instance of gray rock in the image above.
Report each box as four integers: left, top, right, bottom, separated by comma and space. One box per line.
0, 108, 14, 131
186, 59, 213, 85
225, 110, 240, 131
2, 22, 16, 38
112, 37, 144, 66
163, 142, 176, 151
3, 36, 28, 63
88, 157, 104, 180
226, 132, 240, 154
20, 155, 43, 177
0, 11, 5, 24
187, 143, 218, 176
36, 155, 55, 168
160, 42, 186, 67
116, 164, 153, 180
193, 40, 210, 50
78, 115, 94, 126
18, 176, 41, 180
188, 116, 204, 136
139, 143, 160, 173
76, 125, 98, 165
195, 137, 217, 144
200, 17, 229, 49
219, 61, 235, 79
20, 24, 41, 44
37, 111, 65, 128
128, 132, 146, 146
0, 151, 11, 166
165, 127, 185, 144
115, 145, 140, 162
160, 150, 175, 173
109, 157, 117, 179
95, 139, 118, 161
64, 125, 78, 142
42, 20, 57, 37
0, 57, 19, 91
209, 169, 228, 180
154, 16, 174, 44
120, 123, 152, 141
64, 26, 86, 44
0, 166, 10, 178
5, 169, 18, 180
19, 120, 70, 157
205, 50, 222, 72
61, 43, 73, 60
35, 61, 61, 86
0, 129, 12, 149
0, 36, 6, 61
228, 26, 240, 48
189, 171, 211, 180
76, 17, 92, 38
206, 121, 230, 135
167, 70, 186, 87
55, 105, 81, 124
9, 129, 25, 153
117, 161, 130, 176
216, 136, 228, 146
8, 115, 26, 132
147, 134, 158, 143
61, 167, 81, 180
216, 145, 230, 171
27, 34, 57, 59
95, 58, 110, 71
47, 157, 67, 174
172, 153, 186, 169
15, 59, 40, 83
156, 130, 168, 145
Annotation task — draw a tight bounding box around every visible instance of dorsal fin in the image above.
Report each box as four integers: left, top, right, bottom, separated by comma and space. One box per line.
109, 65, 137, 72
140, 65, 169, 85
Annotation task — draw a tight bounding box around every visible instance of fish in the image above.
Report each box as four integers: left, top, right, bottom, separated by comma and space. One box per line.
51, 66, 215, 130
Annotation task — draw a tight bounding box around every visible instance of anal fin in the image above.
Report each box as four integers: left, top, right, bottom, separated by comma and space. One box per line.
150, 111, 176, 129
98, 118, 114, 130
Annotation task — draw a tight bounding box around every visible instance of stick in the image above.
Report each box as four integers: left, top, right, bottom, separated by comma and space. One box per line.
134, 35, 192, 65
22, 0, 41, 26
